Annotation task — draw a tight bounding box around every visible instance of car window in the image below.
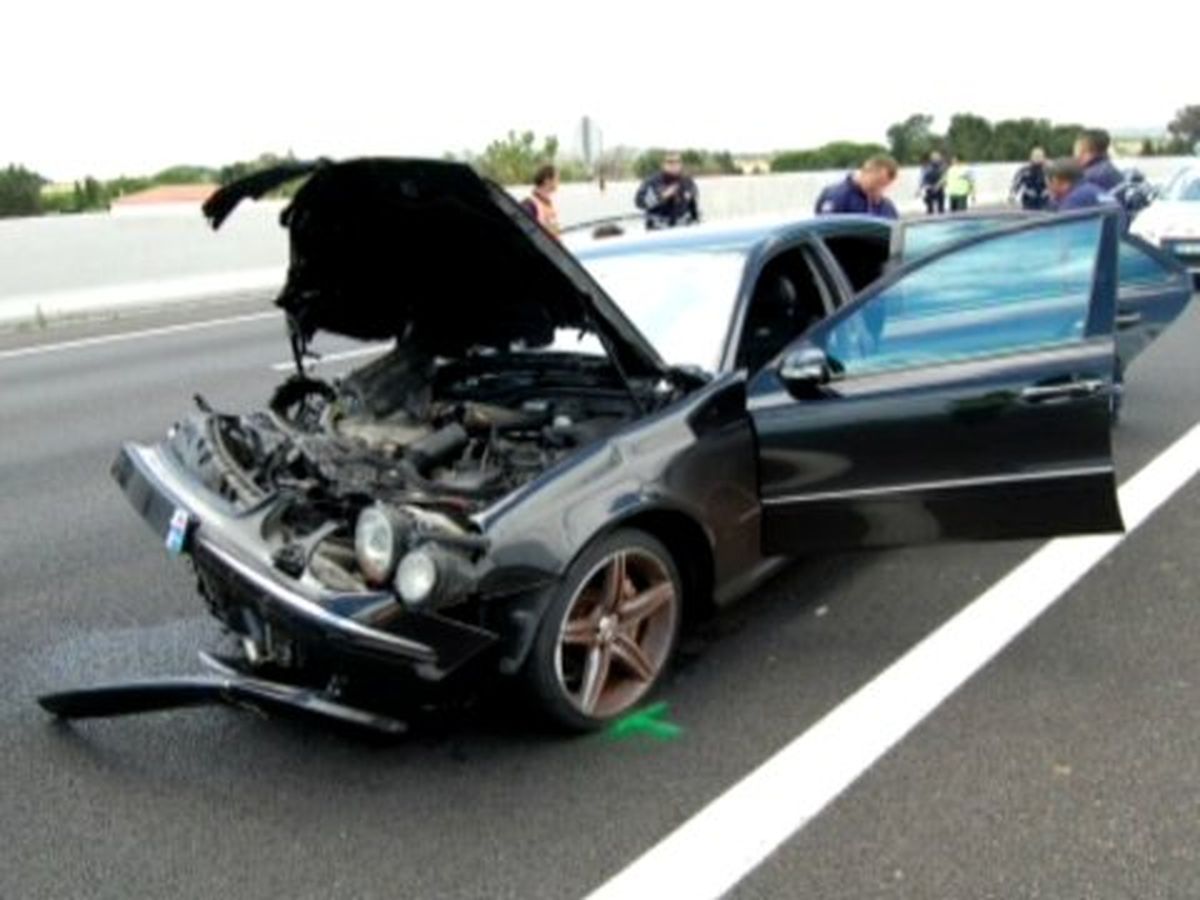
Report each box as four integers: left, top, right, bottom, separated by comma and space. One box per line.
575, 250, 747, 371
823, 218, 1101, 377
901, 217, 1017, 261
1161, 171, 1200, 202
1119, 240, 1176, 288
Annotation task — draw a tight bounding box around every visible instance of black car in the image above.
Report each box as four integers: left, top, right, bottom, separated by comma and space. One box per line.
39, 158, 1192, 733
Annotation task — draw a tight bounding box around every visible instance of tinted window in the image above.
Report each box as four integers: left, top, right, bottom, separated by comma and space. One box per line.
824, 219, 1101, 376
902, 217, 1015, 261
1119, 240, 1175, 287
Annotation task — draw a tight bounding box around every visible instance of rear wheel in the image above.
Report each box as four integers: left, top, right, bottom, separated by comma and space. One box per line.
522, 529, 682, 731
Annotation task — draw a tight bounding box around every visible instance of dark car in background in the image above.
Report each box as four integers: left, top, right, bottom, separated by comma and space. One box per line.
40, 159, 1189, 734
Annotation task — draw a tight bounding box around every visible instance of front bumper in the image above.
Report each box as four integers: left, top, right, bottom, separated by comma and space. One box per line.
112, 442, 497, 680
1162, 238, 1200, 277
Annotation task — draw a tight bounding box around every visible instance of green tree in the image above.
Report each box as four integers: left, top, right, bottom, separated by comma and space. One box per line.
945, 113, 994, 160
0, 164, 44, 218
153, 164, 219, 185
990, 118, 1053, 162
473, 131, 558, 185
771, 141, 889, 173
886, 113, 939, 164
1046, 123, 1086, 158
1167, 104, 1200, 151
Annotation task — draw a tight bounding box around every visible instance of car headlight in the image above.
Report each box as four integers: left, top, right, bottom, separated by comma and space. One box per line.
354, 505, 403, 587
395, 548, 439, 607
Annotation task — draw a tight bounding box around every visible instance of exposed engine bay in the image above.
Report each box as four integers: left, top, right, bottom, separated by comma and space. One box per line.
170, 342, 692, 593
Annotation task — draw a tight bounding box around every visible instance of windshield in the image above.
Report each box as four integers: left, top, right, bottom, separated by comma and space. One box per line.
1161, 170, 1200, 202
558, 249, 748, 371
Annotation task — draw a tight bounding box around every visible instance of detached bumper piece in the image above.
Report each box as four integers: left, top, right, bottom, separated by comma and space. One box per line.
38, 659, 407, 738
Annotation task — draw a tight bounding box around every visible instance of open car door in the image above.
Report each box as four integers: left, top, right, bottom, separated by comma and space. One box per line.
893, 211, 1192, 365
750, 210, 1124, 554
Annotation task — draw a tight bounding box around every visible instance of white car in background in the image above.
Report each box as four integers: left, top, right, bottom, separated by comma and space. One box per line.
1132, 164, 1200, 279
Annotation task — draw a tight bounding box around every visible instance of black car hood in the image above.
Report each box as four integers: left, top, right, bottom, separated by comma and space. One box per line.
203, 158, 667, 377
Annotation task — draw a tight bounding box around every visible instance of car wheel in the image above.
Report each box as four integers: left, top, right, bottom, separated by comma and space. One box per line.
522, 528, 682, 732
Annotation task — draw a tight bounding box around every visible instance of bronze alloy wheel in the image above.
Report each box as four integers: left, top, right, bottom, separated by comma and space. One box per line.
553, 547, 679, 719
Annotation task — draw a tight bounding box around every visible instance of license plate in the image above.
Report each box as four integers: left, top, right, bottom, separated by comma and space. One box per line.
164, 507, 192, 555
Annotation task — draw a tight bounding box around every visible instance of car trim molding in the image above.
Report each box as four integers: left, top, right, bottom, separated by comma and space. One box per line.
762, 465, 1114, 506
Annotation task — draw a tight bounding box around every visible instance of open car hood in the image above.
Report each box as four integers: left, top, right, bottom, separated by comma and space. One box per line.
203, 158, 667, 377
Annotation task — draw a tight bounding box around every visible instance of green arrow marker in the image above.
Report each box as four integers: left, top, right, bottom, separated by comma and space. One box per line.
606, 701, 682, 742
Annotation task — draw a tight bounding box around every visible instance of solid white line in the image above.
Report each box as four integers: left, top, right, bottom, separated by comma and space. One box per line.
0, 311, 279, 363
585, 421, 1200, 900
268, 344, 390, 372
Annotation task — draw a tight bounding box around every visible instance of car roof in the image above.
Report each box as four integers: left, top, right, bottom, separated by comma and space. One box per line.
569, 213, 893, 262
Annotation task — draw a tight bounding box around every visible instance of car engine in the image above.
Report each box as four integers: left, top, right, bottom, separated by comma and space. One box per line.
168, 343, 691, 592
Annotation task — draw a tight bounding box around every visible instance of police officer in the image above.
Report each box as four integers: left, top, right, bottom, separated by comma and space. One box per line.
1047, 158, 1113, 210
1010, 146, 1049, 210
635, 152, 700, 230
918, 151, 947, 215
1074, 129, 1123, 192
814, 155, 899, 219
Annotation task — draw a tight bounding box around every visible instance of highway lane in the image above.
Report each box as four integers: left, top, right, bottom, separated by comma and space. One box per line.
1, 299, 1199, 898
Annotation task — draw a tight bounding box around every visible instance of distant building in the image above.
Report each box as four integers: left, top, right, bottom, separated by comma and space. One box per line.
110, 183, 217, 216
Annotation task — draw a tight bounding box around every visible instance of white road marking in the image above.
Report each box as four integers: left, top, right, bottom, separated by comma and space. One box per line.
0, 311, 279, 363
269, 344, 390, 372
586, 421, 1200, 900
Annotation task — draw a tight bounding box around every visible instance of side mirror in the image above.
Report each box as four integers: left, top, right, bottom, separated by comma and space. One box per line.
779, 346, 830, 396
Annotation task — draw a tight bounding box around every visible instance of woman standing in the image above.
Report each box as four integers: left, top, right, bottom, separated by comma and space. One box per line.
521, 164, 561, 236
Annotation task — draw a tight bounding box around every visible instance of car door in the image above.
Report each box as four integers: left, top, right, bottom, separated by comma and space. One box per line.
750, 210, 1124, 555
895, 214, 1192, 364
1113, 235, 1192, 363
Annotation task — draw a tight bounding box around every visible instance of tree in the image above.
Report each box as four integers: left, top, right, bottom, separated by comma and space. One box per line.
1167, 104, 1200, 152
153, 164, 219, 184
0, 164, 44, 218
945, 113, 994, 161
771, 141, 889, 173
886, 114, 939, 164
990, 118, 1053, 162
473, 130, 558, 185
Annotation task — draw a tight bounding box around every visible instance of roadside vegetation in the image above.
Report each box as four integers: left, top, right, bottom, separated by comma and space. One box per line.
2, 106, 1196, 219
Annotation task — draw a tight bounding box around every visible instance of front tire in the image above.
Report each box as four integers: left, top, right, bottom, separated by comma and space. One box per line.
522, 529, 682, 732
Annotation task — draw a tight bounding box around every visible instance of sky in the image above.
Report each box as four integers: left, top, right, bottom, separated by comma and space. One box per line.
6, 0, 1196, 181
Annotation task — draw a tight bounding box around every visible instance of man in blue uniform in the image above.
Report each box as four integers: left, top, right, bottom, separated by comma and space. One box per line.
814, 155, 899, 219
1048, 158, 1125, 219
1074, 129, 1123, 193
635, 152, 700, 230
1010, 146, 1050, 210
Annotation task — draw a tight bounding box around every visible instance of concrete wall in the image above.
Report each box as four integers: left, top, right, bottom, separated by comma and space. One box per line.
0, 157, 1192, 330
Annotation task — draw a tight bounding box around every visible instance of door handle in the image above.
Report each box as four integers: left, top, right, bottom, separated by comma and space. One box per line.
1116, 311, 1143, 329
1020, 379, 1106, 403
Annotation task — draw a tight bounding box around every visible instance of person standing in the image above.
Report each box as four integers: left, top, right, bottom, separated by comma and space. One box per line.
1074, 129, 1123, 193
1046, 158, 1113, 210
814, 155, 899, 219
1010, 147, 1050, 210
635, 152, 700, 230
520, 165, 561, 236
945, 155, 975, 212
918, 151, 947, 215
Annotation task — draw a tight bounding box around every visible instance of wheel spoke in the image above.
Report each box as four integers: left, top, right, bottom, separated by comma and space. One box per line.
611, 634, 656, 683
579, 645, 611, 713
601, 553, 627, 612
619, 582, 674, 625
562, 615, 596, 647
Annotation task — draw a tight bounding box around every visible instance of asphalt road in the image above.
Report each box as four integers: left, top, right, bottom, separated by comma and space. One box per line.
2, 296, 1199, 899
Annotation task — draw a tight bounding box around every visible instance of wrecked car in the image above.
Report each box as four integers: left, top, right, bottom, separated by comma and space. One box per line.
39, 158, 1189, 733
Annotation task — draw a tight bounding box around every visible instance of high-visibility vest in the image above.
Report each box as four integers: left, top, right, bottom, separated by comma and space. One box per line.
946, 165, 974, 197
528, 190, 560, 235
